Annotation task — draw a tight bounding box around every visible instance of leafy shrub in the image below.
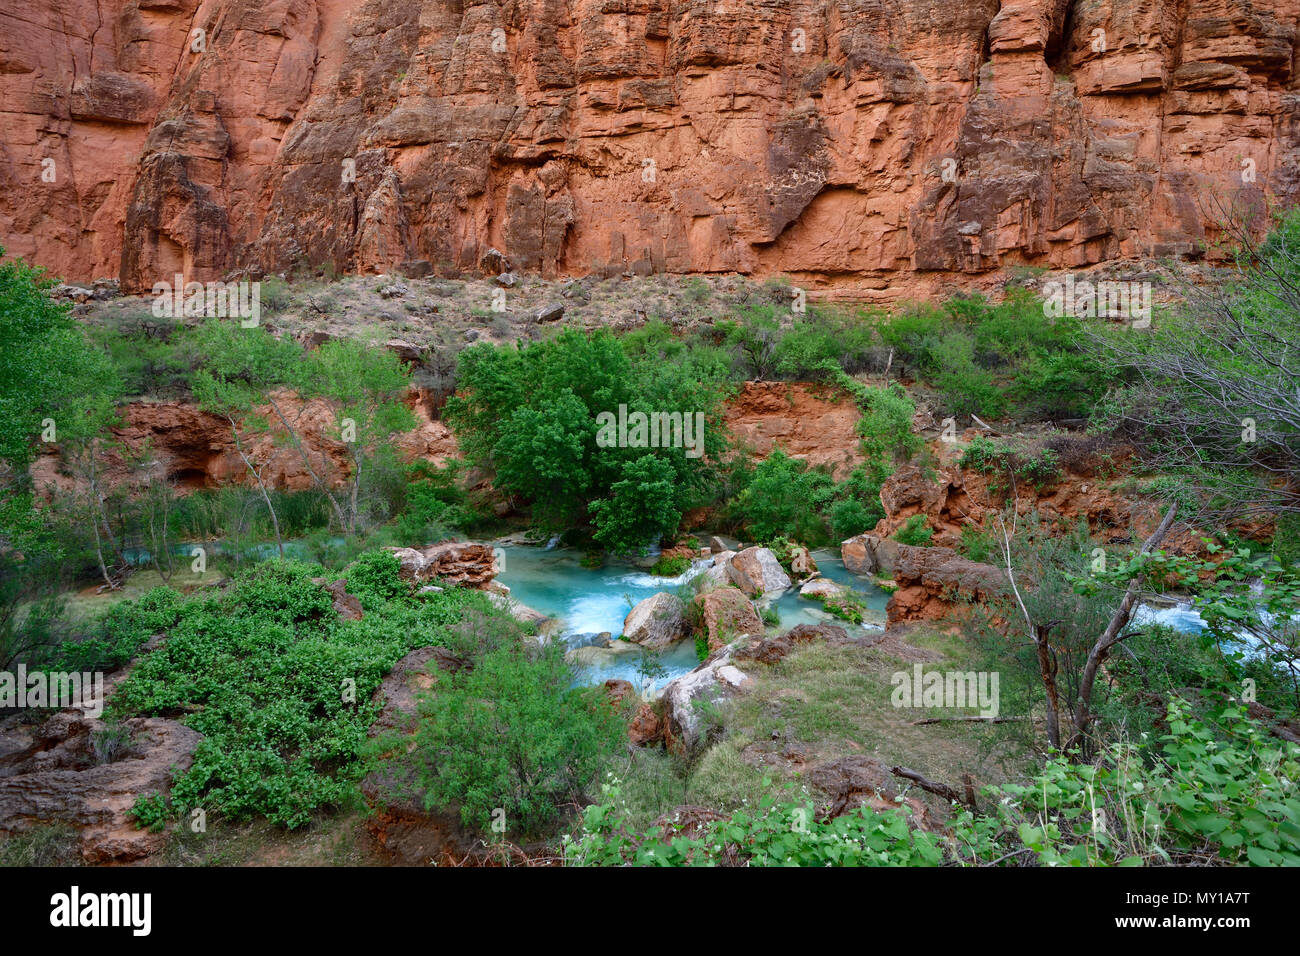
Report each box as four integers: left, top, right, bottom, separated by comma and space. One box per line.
49, 587, 184, 671
342, 550, 407, 609
408, 643, 623, 838
649, 554, 692, 577
877, 290, 1103, 422
394, 461, 472, 544
816, 589, 867, 624
893, 515, 933, 546
957, 525, 995, 563
731, 450, 835, 545
829, 497, 877, 541
444, 328, 728, 547
128, 793, 171, 833
959, 437, 1061, 490
930, 331, 1004, 418
950, 700, 1300, 866
854, 382, 921, 464
102, 561, 508, 829
590, 455, 683, 555
771, 310, 882, 379
566, 776, 943, 866
694, 633, 709, 663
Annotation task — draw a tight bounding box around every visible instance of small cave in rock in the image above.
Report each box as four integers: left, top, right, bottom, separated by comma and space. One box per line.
167, 466, 210, 491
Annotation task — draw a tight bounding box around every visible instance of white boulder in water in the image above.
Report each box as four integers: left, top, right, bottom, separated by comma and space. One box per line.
799, 577, 845, 599
622, 592, 688, 650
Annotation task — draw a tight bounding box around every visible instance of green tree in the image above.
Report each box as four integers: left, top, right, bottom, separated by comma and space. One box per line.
733, 450, 835, 544
0, 248, 125, 584
0, 250, 98, 468
589, 455, 681, 554
445, 328, 728, 546
306, 338, 415, 531
492, 389, 593, 530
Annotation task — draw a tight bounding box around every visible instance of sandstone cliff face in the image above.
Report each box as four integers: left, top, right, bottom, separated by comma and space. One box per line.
2, 0, 1297, 297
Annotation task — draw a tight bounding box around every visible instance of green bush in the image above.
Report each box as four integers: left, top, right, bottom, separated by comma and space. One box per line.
893, 515, 933, 546
444, 328, 728, 548
49, 587, 184, 671
409, 643, 623, 838
957, 525, 995, 563
649, 554, 692, 577
566, 776, 943, 866
959, 437, 1061, 490
771, 310, 882, 379
930, 331, 1004, 418
394, 462, 472, 544
877, 290, 1103, 422
950, 700, 1300, 866
731, 450, 835, 545
100, 560, 508, 829
342, 549, 407, 609
590, 455, 683, 555
828, 497, 877, 541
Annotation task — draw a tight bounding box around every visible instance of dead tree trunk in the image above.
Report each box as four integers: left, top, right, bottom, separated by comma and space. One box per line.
1068, 503, 1179, 751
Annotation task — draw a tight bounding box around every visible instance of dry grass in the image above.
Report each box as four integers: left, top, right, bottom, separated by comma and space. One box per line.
685, 629, 1034, 817
148, 810, 385, 867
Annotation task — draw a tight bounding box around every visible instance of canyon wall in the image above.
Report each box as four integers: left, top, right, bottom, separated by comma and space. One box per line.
2, 0, 1297, 298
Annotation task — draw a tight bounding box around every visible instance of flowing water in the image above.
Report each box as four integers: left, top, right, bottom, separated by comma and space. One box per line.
494, 545, 889, 686
125, 538, 891, 686
1134, 597, 1298, 664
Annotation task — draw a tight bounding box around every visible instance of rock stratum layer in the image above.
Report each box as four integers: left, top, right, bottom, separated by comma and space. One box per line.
2, 0, 1297, 297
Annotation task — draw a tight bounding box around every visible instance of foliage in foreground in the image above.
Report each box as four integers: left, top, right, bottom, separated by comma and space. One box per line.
568, 701, 1299, 866
406, 643, 624, 838
100, 557, 503, 828
566, 777, 944, 866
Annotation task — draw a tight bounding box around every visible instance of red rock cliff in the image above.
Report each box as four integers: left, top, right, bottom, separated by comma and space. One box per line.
2, 0, 1297, 297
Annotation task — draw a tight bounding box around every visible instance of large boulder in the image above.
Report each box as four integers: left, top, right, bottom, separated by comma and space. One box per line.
698, 563, 728, 589
622, 592, 687, 650
692, 587, 764, 652
725, 546, 792, 596
0, 712, 201, 863
628, 703, 665, 748
386, 542, 498, 587
886, 546, 1011, 623
841, 533, 900, 576
708, 535, 740, 554
799, 577, 846, 600
661, 643, 754, 754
